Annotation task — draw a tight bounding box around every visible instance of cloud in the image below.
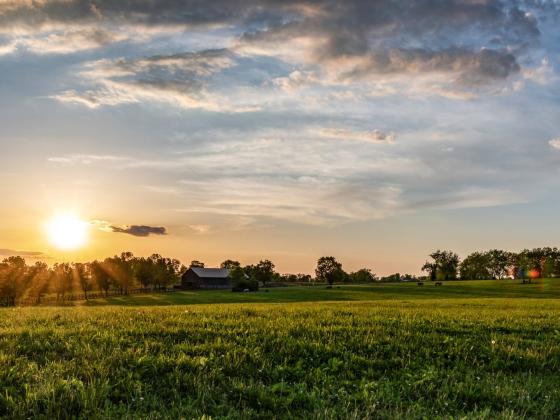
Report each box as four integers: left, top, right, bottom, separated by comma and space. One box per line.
190, 224, 211, 234
405, 187, 523, 211
48, 154, 129, 165
549, 138, 560, 150
51, 49, 261, 112
272, 70, 318, 92
111, 225, 167, 237
91, 220, 167, 236
0, 0, 551, 101
12, 28, 127, 54
0, 249, 48, 258
237, 1, 555, 98
315, 128, 396, 144
46, 119, 552, 227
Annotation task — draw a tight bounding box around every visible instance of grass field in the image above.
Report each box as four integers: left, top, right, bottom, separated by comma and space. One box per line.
1, 280, 560, 418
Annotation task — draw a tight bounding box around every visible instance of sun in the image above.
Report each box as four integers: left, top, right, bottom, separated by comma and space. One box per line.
46, 213, 89, 250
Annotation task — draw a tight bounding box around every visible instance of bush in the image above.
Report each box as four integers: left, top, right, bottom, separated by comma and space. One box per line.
231, 266, 259, 292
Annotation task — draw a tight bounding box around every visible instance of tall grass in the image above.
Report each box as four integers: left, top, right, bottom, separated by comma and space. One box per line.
1, 296, 559, 418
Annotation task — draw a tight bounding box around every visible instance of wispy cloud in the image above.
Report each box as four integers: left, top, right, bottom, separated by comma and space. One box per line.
48, 155, 130, 165
190, 224, 211, 234
51, 50, 261, 112
0, 248, 48, 259
315, 128, 396, 144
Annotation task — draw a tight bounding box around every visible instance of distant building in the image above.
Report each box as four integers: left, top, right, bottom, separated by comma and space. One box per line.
181, 267, 231, 289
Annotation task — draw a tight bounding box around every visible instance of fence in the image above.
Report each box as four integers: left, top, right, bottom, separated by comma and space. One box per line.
11, 287, 173, 307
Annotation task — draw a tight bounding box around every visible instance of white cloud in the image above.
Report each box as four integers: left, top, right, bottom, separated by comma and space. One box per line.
48, 154, 131, 165
549, 138, 560, 150
272, 70, 318, 92
522, 58, 555, 85
190, 224, 211, 234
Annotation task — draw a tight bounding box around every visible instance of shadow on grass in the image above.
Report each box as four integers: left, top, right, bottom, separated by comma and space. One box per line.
67, 279, 560, 307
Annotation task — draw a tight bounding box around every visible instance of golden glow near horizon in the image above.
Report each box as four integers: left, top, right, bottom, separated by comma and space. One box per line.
46, 213, 89, 251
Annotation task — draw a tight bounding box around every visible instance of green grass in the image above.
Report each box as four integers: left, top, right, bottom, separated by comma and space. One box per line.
79, 278, 560, 306
1, 280, 560, 418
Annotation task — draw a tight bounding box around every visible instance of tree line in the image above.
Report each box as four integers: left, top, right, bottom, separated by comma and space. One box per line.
0, 253, 184, 306
422, 248, 560, 281
3, 247, 557, 306
0, 254, 381, 306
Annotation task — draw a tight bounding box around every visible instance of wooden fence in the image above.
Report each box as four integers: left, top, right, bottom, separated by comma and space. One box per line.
11, 288, 173, 307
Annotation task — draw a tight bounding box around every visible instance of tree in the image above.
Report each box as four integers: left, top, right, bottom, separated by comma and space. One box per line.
230, 265, 246, 290
421, 261, 437, 281
281, 273, 312, 283
0, 256, 29, 306
254, 259, 275, 286
52, 262, 73, 301
106, 252, 135, 294
349, 268, 376, 283
422, 250, 459, 281
190, 260, 205, 268
460, 252, 491, 280
315, 256, 345, 285
74, 263, 92, 299
149, 255, 182, 289
90, 260, 112, 296
221, 260, 241, 269
26, 261, 50, 303
230, 266, 258, 292
486, 249, 512, 279
380, 273, 401, 282
133, 257, 155, 289
243, 264, 256, 281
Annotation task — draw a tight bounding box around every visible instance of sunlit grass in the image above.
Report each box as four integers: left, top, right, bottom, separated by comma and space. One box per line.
77, 278, 560, 307
1, 280, 560, 418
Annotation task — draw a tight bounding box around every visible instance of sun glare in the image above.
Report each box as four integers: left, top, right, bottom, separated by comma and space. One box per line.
46, 213, 89, 250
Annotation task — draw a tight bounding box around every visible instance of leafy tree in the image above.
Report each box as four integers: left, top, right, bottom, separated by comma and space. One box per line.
350, 268, 376, 283
90, 260, 112, 296
315, 256, 345, 285
52, 262, 73, 301
486, 249, 512, 279
221, 260, 241, 269
460, 252, 491, 280
0, 256, 29, 306
190, 260, 205, 268
543, 256, 555, 278
116, 252, 135, 294
26, 261, 50, 303
150, 255, 182, 289
421, 261, 437, 281
297, 274, 312, 283
254, 259, 276, 286
380, 273, 401, 282
243, 264, 256, 281
231, 266, 258, 292
133, 257, 155, 289
74, 263, 92, 299
422, 250, 459, 281
281, 273, 312, 283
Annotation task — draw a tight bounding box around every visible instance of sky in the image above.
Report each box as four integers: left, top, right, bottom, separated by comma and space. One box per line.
1, 0, 560, 275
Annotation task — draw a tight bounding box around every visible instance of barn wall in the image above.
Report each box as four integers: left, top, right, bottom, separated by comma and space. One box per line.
181, 270, 231, 289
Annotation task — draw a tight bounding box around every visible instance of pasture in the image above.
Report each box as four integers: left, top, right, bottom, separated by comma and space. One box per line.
1, 280, 560, 418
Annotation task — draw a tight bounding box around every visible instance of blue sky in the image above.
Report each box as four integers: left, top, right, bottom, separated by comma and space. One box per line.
1, 0, 559, 274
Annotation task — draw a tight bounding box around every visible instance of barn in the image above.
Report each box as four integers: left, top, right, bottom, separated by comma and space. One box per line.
181, 267, 231, 289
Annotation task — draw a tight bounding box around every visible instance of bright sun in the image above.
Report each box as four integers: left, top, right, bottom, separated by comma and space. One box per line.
46, 213, 89, 250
